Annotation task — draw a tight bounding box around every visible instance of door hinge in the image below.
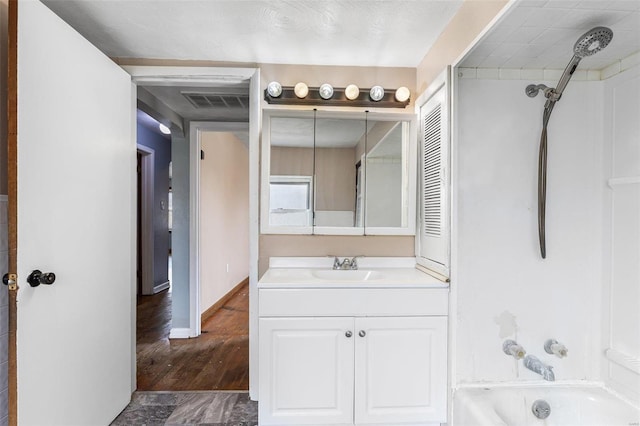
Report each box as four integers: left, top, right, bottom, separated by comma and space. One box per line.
2, 273, 18, 291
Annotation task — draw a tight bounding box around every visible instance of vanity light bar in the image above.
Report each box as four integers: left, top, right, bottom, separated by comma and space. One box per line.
264, 85, 410, 108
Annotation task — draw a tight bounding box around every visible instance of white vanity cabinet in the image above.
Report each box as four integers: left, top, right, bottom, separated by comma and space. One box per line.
259, 317, 355, 425
258, 282, 449, 426
354, 316, 447, 424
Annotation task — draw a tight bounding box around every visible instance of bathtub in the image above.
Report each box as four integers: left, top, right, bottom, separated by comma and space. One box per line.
453, 385, 640, 426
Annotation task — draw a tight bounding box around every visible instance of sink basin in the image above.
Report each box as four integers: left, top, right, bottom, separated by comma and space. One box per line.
311, 269, 385, 281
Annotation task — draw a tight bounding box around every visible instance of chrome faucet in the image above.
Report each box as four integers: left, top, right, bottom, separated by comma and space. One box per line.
331, 256, 362, 270
524, 355, 555, 381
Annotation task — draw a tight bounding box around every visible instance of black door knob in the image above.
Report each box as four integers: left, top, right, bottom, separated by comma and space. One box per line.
27, 270, 56, 287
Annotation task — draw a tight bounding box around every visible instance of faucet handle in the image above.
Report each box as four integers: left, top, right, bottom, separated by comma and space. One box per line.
349, 255, 364, 270
544, 339, 568, 358
503, 339, 526, 360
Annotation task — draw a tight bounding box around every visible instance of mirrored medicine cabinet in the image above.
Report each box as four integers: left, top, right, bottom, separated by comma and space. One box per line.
261, 109, 416, 235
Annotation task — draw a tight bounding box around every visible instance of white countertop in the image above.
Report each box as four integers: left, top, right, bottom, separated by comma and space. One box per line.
259, 257, 449, 289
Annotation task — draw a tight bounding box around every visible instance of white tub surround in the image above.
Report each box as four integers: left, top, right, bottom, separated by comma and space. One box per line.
258, 257, 449, 426
601, 63, 640, 402
453, 384, 640, 426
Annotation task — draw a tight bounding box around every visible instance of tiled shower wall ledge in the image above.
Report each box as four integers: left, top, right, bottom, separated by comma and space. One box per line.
459, 51, 639, 81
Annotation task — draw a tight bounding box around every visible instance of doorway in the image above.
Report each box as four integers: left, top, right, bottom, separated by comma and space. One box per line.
133, 80, 255, 392
126, 65, 261, 399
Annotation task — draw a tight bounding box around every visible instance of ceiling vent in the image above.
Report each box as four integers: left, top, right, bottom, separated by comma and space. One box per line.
182, 92, 249, 109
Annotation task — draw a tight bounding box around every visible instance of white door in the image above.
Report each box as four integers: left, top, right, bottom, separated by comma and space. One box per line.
259, 317, 355, 425
417, 70, 450, 277
14, 1, 134, 424
354, 316, 448, 424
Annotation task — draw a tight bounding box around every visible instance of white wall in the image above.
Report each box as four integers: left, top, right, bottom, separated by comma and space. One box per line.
454, 77, 604, 384
199, 132, 250, 313
416, 0, 508, 92
170, 129, 191, 329
600, 64, 640, 401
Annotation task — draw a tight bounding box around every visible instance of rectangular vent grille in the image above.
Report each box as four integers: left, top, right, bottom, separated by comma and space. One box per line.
423, 104, 442, 237
182, 92, 249, 109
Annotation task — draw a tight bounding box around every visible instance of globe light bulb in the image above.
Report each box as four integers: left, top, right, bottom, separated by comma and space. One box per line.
345, 84, 360, 100
319, 83, 334, 100
294, 82, 309, 98
267, 81, 282, 98
370, 85, 384, 102
395, 86, 410, 102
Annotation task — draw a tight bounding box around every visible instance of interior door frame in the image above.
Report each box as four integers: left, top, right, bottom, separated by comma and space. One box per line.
7, 2, 17, 424
189, 121, 251, 339
125, 65, 261, 398
136, 144, 156, 296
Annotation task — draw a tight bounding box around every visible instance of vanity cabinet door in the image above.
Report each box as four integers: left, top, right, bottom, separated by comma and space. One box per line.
354, 316, 448, 424
259, 317, 355, 425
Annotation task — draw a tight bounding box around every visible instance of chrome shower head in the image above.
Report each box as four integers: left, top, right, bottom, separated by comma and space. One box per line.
529, 25, 614, 260
526, 26, 615, 102
573, 26, 613, 58
535, 26, 614, 102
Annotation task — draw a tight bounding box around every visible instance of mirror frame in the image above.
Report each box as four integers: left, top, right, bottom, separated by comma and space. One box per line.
261, 108, 417, 236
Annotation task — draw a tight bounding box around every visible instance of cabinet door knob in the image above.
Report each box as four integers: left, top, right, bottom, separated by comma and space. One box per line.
345, 331, 352, 338
358, 330, 366, 337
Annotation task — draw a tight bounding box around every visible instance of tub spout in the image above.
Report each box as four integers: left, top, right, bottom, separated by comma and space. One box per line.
524, 355, 555, 381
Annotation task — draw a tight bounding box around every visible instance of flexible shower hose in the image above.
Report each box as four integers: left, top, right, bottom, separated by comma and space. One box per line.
538, 103, 554, 259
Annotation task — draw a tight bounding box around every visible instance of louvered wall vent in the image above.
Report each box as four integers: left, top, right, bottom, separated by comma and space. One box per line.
422, 104, 442, 237
182, 92, 249, 109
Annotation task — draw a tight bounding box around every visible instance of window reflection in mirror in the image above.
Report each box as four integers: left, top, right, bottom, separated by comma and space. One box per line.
261, 110, 416, 235
268, 115, 314, 230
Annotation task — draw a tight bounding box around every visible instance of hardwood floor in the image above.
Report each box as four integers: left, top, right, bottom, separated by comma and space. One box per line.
136, 282, 249, 391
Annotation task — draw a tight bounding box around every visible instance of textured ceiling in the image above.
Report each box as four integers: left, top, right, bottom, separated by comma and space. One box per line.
43, 0, 463, 68
461, 0, 640, 70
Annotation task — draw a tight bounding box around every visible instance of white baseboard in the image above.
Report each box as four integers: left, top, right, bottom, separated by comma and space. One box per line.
153, 280, 170, 294
169, 328, 196, 339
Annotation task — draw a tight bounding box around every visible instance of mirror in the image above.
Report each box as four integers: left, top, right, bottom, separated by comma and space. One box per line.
261, 110, 416, 235
266, 112, 315, 232
314, 111, 365, 233
364, 119, 410, 229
